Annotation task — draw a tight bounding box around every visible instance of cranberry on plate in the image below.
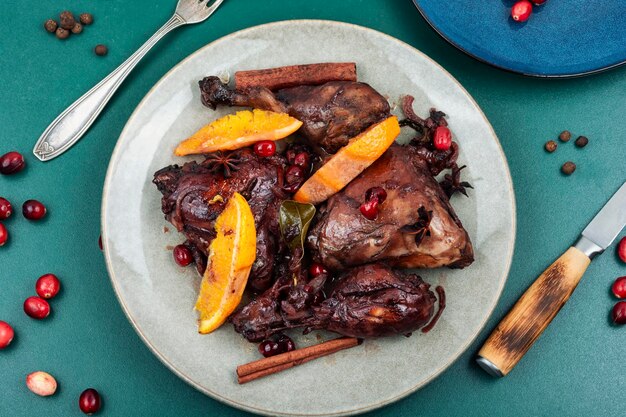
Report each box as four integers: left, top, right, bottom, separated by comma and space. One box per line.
511, 0, 533, 22
173, 244, 192, 267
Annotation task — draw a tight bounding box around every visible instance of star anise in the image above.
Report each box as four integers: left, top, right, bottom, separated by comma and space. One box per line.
401, 206, 433, 246
203, 151, 242, 178
440, 164, 473, 198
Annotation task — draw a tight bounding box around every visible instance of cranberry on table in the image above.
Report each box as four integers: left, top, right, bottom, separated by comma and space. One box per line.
258, 340, 280, 357
309, 263, 328, 277
0, 151, 26, 175
22, 200, 47, 220
253, 140, 276, 157
0, 197, 12, 219
79, 388, 102, 415
26, 371, 57, 397
612, 301, 626, 325
0, 321, 14, 349
617, 237, 626, 263
359, 199, 379, 221
0, 223, 7, 247
433, 126, 452, 151
511, 0, 533, 22
612, 277, 626, 299
36, 274, 61, 299
24, 296, 51, 320
531, 0, 546, 4
173, 244, 192, 267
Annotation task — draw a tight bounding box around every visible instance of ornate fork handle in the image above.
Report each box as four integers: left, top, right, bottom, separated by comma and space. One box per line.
33, 14, 186, 161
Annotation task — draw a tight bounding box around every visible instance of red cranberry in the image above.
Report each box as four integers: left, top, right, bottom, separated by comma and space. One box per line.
258, 340, 280, 357
309, 263, 328, 277
612, 301, 626, 325
360, 199, 379, 220
293, 152, 310, 169
286, 149, 297, 165
612, 277, 626, 299
79, 388, 101, 415
618, 237, 626, 263
24, 296, 50, 319
511, 1, 533, 22
173, 244, 192, 267
0, 197, 12, 220
0, 321, 14, 349
253, 140, 276, 157
284, 165, 305, 192
531, 0, 546, 4
0, 223, 7, 247
365, 187, 387, 204
0, 151, 26, 175
277, 334, 296, 353
22, 200, 47, 220
433, 126, 452, 151
36, 274, 61, 299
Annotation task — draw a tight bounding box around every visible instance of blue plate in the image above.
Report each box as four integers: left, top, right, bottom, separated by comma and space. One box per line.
412, 0, 626, 77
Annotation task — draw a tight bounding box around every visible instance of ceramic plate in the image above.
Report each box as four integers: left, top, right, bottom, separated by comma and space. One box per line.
413, 0, 626, 77
102, 20, 515, 417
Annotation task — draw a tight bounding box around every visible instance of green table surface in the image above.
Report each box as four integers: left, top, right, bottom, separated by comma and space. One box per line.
1, 1, 625, 416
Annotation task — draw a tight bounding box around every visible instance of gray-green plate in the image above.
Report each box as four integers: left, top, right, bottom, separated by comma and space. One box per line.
102, 20, 515, 417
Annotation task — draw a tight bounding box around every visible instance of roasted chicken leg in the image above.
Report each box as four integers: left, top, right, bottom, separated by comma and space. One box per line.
199, 76, 390, 153
231, 262, 437, 342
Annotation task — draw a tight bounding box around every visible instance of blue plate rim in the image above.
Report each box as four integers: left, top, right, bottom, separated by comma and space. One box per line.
411, 0, 626, 79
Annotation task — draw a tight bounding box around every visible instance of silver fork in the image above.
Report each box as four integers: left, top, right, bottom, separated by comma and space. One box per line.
33, 0, 226, 161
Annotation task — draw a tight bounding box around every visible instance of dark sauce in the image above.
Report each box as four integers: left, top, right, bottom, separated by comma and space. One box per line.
421, 286, 446, 333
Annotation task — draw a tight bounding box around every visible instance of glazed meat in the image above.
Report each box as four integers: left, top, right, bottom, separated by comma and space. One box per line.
153, 148, 289, 291
231, 262, 437, 342
308, 143, 474, 270
199, 76, 390, 153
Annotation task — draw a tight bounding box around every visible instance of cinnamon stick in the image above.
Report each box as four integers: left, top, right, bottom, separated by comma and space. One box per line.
236, 337, 360, 384
234, 63, 357, 91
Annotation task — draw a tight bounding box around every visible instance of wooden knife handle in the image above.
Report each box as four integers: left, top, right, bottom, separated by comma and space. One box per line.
477, 247, 591, 376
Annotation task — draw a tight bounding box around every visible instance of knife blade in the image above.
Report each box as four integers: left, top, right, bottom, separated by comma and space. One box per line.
578, 181, 626, 254
477, 181, 626, 377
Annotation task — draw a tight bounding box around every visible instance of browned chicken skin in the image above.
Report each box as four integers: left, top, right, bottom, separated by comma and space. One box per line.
308, 143, 474, 270
199, 76, 390, 153
231, 262, 437, 342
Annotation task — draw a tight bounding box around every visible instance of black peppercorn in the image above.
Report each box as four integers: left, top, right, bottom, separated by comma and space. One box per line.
44, 19, 58, 33
55, 27, 70, 40
94, 44, 108, 56
71, 23, 83, 34
59, 11, 76, 30
575, 136, 588, 148
561, 161, 576, 175
544, 140, 557, 153
79, 13, 94, 25
559, 130, 571, 142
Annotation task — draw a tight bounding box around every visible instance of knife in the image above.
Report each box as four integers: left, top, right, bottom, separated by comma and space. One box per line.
477, 181, 626, 377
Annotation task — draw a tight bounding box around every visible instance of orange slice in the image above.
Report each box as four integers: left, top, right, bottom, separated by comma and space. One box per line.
294, 116, 400, 204
195, 192, 256, 334
175, 109, 302, 156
